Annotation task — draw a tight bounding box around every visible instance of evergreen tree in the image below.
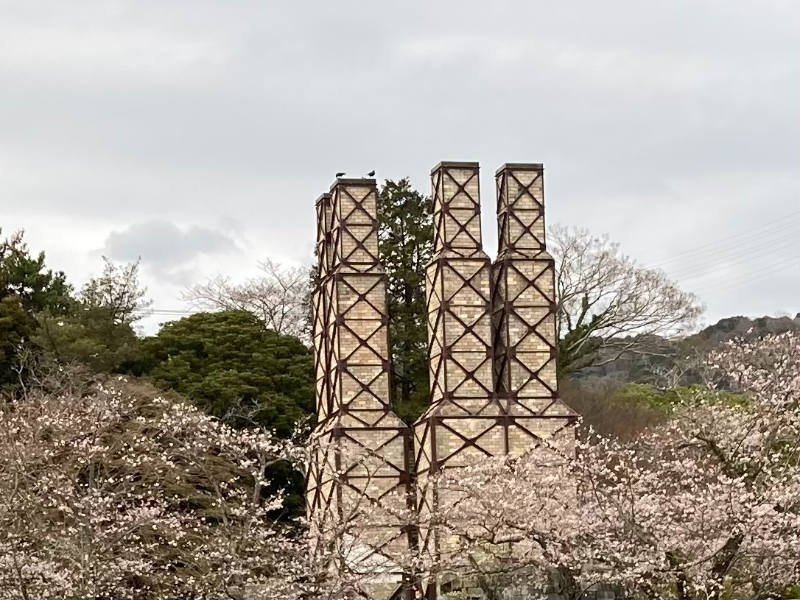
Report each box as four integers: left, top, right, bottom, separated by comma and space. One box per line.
0, 229, 72, 316
130, 310, 314, 438
378, 178, 433, 424
0, 229, 72, 385
128, 309, 314, 520
0, 297, 31, 386
34, 258, 150, 373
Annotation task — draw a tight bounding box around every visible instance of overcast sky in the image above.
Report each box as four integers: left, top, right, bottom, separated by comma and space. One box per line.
2, 0, 798, 334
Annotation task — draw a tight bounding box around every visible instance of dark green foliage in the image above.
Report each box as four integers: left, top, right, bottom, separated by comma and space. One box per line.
128, 310, 314, 522
784, 584, 800, 599
34, 305, 140, 373
557, 312, 603, 375
609, 382, 747, 411
305, 260, 320, 345
378, 178, 433, 425
0, 229, 72, 317
129, 310, 314, 438
34, 258, 148, 373
0, 229, 73, 385
0, 297, 31, 386
262, 458, 306, 520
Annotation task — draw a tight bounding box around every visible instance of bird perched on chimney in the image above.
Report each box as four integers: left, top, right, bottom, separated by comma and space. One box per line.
366, 170, 375, 177
335, 172, 345, 178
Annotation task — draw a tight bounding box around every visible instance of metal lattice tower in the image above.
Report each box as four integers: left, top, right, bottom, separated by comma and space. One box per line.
306, 179, 412, 593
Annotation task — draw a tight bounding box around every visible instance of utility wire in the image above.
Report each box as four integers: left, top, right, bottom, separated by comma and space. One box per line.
658, 229, 799, 275
665, 234, 800, 280
697, 256, 800, 299
644, 211, 800, 268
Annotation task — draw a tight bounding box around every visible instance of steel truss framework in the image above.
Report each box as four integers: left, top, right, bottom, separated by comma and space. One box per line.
491, 163, 577, 430
306, 179, 412, 594
306, 163, 577, 599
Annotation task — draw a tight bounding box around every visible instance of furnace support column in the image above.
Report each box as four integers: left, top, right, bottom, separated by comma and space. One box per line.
490, 163, 577, 448
306, 178, 412, 596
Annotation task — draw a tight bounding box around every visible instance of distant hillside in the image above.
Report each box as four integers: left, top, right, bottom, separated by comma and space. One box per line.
571, 314, 800, 384
695, 314, 800, 345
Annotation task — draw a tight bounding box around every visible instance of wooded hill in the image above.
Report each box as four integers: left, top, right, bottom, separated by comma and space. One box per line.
574, 314, 800, 384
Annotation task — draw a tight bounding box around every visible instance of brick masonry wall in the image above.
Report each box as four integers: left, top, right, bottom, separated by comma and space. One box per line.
306, 180, 411, 589
307, 164, 579, 598
415, 163, 578, 595
414, 163, 498, 575
491, 164, 577, 443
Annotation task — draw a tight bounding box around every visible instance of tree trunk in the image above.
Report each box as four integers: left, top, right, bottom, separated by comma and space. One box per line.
708, 533, 744, 600
666, 551, 691, 600
551, 564, 581, 600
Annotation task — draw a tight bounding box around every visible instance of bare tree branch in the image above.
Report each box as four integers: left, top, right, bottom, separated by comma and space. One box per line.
550, 224, 705, 373
181, 259, 311, 343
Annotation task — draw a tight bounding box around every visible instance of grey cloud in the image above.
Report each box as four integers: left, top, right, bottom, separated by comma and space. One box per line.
98, 220, 239, 271
1, 0, 798, 326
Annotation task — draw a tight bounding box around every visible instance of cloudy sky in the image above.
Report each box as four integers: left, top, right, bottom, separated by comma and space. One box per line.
2, 0, 798, 334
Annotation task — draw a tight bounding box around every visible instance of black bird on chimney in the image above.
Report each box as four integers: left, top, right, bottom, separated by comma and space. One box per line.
335, 172, 345, 178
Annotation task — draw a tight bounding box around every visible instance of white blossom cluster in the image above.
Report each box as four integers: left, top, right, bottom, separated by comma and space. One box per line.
0, 376, 309, 599
416, 333, 800, 598
2, 333, 798, 600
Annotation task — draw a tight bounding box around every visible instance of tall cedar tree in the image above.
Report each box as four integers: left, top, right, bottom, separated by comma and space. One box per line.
378, 179, 433, 424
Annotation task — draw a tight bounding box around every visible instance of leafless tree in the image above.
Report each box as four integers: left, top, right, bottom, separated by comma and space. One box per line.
181, 259, 311, 343
550, 225, 704, 374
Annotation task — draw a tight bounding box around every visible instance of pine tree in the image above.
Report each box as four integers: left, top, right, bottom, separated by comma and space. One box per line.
0, 229, 72, 385
0, 229, 72, 317
130, 310, 314, 438
34, 258, 150, 373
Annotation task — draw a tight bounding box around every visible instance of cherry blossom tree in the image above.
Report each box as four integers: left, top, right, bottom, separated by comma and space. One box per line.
0, 370, 310, 599
410, 333, 800, 599
3, 333, 796, 599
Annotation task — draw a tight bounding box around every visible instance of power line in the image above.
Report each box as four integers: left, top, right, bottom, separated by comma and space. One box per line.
696, 256, 800, 299
658, 229, 799, 275
665, 234, 800, 280
644, 211, 800, 268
